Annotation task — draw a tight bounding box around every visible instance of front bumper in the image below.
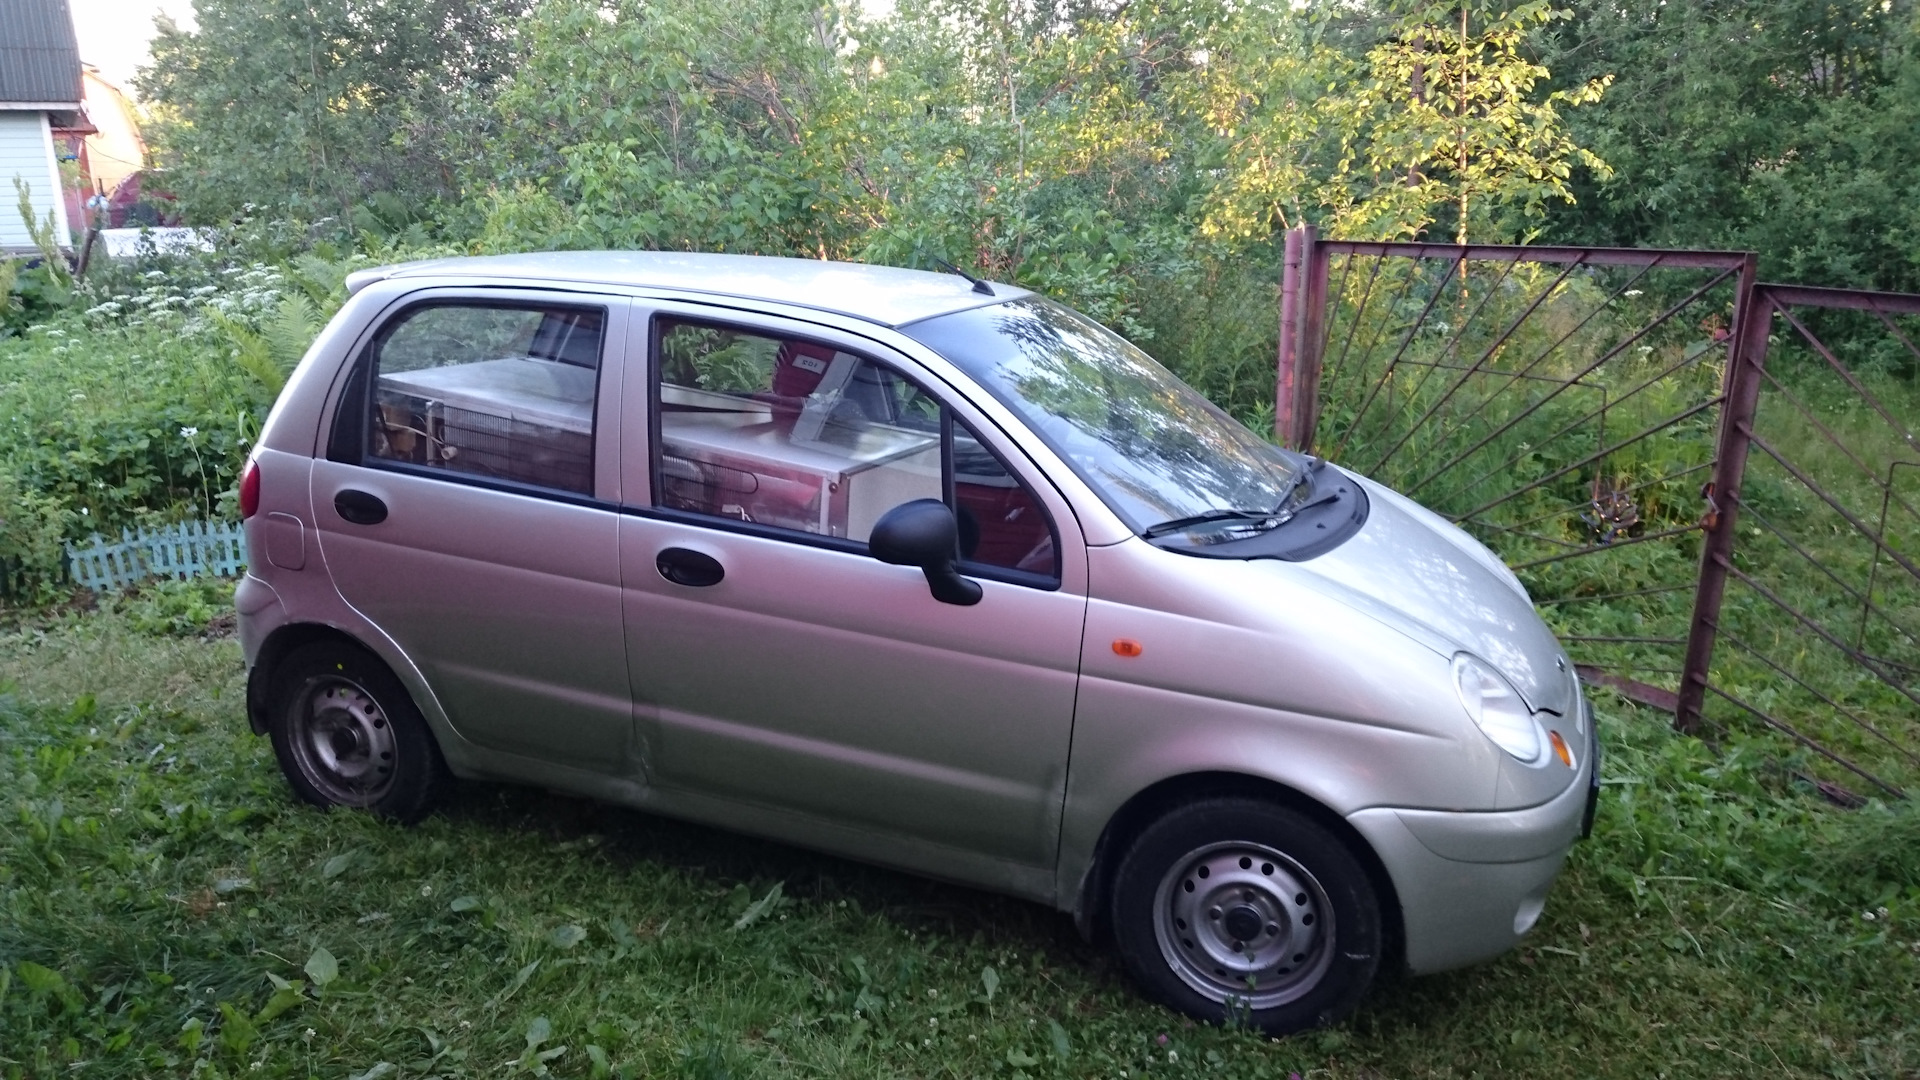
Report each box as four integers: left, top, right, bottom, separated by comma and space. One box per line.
1346, 722, 1597, 974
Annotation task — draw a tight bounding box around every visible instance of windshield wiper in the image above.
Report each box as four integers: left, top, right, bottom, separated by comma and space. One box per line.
1141, 508, 1281, 539
1141, 458, 1330, 540
1265, 455, 1325, 515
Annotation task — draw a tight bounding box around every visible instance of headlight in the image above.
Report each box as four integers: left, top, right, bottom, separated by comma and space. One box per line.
1452, 653, 1543, 763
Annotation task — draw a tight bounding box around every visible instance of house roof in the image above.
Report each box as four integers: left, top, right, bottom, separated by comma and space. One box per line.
0, 0, 82, 106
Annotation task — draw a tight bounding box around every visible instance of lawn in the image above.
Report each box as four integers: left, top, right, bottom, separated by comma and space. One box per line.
2, 596, 1917, 1079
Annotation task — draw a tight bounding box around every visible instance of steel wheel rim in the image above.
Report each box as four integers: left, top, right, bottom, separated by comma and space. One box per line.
288, 676, 398, 806
1151, 840, 1335, 1011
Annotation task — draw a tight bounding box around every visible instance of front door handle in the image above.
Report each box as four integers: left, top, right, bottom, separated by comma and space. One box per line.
657, 547, 724, 587
334, 489, 389, 526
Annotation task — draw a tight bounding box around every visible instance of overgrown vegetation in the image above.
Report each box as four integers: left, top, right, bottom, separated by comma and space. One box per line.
1, 611, 1915, 1078
0, 215, 381, 601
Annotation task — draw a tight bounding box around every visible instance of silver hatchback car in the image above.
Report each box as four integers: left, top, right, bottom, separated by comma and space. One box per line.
236, 252, 1597, 1034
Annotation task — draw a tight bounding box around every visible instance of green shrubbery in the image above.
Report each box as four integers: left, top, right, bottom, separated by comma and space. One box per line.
0, 218, 387, 601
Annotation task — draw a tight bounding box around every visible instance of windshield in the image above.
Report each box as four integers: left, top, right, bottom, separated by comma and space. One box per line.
904, 296, 1306, 532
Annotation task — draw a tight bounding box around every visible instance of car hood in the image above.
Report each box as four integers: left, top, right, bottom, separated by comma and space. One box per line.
1284, 473, 1575, 715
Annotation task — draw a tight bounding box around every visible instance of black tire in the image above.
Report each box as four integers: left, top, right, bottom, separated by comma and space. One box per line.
266, 641, 448, 823
1109, 798, 1382, 1035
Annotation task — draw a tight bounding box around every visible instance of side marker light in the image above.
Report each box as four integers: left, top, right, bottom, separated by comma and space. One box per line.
1112, 639, 1143, 658
1548, 730, 1573, 768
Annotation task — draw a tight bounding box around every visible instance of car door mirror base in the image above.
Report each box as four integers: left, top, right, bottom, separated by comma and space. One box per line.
870, 499, 983, 606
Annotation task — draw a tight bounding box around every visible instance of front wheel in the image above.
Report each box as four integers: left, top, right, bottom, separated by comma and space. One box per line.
1110, 798, 1382, 1035
266, 641, 447, 823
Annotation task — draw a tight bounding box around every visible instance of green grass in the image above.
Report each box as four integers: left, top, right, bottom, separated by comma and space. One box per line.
3, 602, 1917, 1079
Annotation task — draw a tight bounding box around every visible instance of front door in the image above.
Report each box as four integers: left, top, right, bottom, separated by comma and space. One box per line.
618, 310, 1086, 867
312, 292, 637, 776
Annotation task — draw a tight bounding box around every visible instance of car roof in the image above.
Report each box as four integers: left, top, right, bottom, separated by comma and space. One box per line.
366, 251, 1028, 328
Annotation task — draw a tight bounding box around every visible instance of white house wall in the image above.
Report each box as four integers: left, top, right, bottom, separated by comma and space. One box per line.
1, 109, 71, 252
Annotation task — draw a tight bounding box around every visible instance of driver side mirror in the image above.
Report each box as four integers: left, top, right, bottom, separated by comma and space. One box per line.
870, 499, 983, 606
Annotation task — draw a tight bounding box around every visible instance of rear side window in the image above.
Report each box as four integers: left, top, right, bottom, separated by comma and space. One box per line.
340, 302, 605, 495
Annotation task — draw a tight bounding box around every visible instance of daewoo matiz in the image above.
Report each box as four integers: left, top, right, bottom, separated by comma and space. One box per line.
235, 252, 1598, 1034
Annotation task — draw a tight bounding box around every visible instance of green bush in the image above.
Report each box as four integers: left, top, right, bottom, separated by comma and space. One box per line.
0, 468, 72, 603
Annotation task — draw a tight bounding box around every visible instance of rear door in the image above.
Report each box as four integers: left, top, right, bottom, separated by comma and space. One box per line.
617, 306, 1088, 869
311, 290, 639, 776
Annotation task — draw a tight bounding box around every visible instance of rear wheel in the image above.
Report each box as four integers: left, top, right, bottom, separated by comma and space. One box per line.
1110, 798, 1381, 1035
267, 641, 446, 823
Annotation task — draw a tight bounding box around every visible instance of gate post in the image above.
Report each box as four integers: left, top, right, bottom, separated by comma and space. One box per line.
1677, 254, 1766, 734
1277, 227, 1306, 446
1275, 224, 1322, 450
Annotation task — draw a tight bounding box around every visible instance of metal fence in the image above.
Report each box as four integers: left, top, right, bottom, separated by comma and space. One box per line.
1276, 226, 1920, 800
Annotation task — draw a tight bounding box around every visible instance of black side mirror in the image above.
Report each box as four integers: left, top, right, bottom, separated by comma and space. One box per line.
870, 499, 983, 606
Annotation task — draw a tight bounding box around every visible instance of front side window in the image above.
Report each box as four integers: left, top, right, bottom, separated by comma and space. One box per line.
653, 319, 1057, 579
354, 303, 604, 495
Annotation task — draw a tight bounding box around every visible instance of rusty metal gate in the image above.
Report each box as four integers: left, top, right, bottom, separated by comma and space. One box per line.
1276, 226, 1920, 800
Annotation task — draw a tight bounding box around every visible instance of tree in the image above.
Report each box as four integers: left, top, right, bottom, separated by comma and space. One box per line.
138, 0, 530, 222
1538, 0, 1920, 293
1357, 1, 1611, 245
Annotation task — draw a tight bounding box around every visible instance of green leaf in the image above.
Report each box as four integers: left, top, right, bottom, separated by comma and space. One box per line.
304, 946, 339, 988
980, 964, 999, 1002
347, 1064, 395, 1080
490, 960, 540, 1007
731, 881, 784, 931
585, 1044, 611, 1079
14, 960, 67, 996
525, 1015, 553, 1050
548, 923, 587, 950
256, 984, 305, 1023
218, 1001, 258, 1057
1006, 1047, 1041, 1067
1049, 1019, 1072, 1060
449, 895, 483, 912
320, 851, 356, 880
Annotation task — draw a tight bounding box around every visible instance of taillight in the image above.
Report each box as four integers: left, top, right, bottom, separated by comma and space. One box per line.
239, 461, 261, 520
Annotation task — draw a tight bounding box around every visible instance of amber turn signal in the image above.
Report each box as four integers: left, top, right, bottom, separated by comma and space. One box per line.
1112, 639, 1144, 657
1548, 729, 1573, 768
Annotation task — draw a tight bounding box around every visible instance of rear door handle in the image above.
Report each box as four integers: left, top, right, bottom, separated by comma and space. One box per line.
334, 489, 388, 526
656, 547, 724, 587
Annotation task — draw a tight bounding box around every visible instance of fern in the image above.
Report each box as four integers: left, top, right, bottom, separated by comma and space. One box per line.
289, 253, 349, 310
266, 293, 321, 372
211, 293, 322, 403
208, 308, 284, 399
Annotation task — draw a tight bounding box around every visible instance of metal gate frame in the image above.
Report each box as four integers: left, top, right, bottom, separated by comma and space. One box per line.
1277, 225, 1920, 797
